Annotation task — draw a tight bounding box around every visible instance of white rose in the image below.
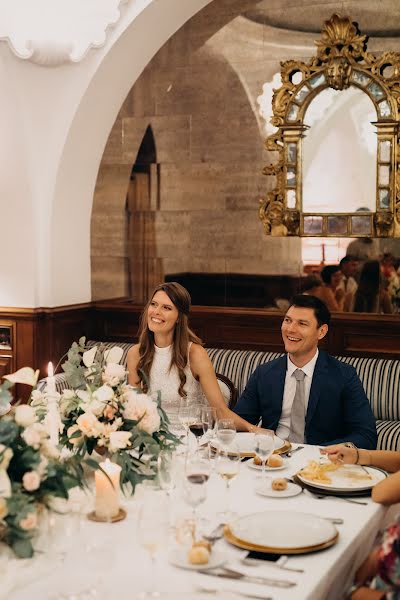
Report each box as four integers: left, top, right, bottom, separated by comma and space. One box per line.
0, 444, 13, 470
19, 511, 38, 531
109, 431, 132, 452
76, 389, 91, 403
122, 392, 160, 435
76, 412, 100, 437
102, 363, 126, 387
62, 389, 75, 400
41, 441, 60, 460
22, 471, 41, 492
14, 405, 37, 427
22, 425, 42, 448
0, 497, 8, 519
93, 385, 114, 404
81, 398, 105, 417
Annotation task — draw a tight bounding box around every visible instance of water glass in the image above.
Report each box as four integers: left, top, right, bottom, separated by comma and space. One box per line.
201, 406, 217, 440
216, 418, 236, 447
254, 430, 275, 491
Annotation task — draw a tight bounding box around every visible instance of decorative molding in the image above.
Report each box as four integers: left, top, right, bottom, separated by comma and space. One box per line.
0, 0, 131, 66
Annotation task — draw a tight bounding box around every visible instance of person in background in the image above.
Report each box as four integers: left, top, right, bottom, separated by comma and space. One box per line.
234, 294, 377, 448
345, 260, 393, 314
323, 443, 400, 599
338, 255, 359, 295
304, 265, 345, 312
346, 237, 380, 263
127, 281, 261, 432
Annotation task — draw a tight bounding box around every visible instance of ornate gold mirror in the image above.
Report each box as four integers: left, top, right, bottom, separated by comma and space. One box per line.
259, 14, 400, 238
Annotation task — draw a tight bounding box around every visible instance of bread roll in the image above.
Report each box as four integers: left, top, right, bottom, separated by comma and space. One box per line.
193, 540, 212, 553
188, 545, 210, 565
267, 454, 283, 468
271, 478, 288, 491
253, 455, 262, 466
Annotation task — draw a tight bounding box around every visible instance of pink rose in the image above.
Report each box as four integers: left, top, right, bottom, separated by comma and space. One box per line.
122, 391, 160, 434
19, 511, 38, 530
22, 471, 41, 492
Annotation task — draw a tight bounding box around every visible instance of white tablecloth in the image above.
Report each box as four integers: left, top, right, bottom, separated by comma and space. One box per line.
2, 444, 390, 600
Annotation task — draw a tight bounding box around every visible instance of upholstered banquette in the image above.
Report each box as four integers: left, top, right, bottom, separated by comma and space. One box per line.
53, 341, 400, 452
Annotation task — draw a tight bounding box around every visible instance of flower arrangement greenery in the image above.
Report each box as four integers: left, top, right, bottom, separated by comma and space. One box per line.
38, 338, 178, 491
0, 370, 82, 558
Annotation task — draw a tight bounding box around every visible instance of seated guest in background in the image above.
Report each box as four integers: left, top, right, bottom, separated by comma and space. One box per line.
234, 294, 377, 448
324, 444, 400, 599
127, 281, 260, 432
303, 265, 345, 312
345, 260, 393, 314
338, 255, 359, 295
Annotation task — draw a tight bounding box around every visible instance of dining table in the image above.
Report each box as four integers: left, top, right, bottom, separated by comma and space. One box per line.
1, 441, 393, 600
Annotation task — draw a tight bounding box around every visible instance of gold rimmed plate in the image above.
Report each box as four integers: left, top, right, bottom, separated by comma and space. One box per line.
295, 465, 387, 494
211, 434, 290, 458
224, 511, 338, 555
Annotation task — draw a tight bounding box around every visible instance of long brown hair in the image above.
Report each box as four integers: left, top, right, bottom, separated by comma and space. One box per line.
137, 282, 202, 397
353, 260, 382, 313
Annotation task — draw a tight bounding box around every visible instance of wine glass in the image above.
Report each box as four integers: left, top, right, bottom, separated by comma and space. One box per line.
201, 406, 217, 441
157, 450, 175, 497
182, 455, 211, 537
178, 400, 197, 448
216, 418, 236, 447
187, 405, 204, 447
137, 492, 169, 598
216, 442, 241, 522
254, 430, 275, 492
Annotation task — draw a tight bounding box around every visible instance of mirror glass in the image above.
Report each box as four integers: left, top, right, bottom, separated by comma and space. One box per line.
303, 86, 377, 213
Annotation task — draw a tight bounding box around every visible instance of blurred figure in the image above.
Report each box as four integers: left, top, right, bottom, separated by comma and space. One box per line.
345, 260, 392, 314
346, 237, 380, 262
302, 267, 344, 312
337, 255, 359, 295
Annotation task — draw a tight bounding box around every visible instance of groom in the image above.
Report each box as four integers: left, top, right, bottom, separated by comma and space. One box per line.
234, 295, 377, 449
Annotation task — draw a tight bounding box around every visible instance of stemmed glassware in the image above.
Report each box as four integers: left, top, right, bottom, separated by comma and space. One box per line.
137, 492, 169, 598
178, 400, 197, 448
216, 418, 236, 448
182, 455, 211, 537
254, 430, 275, 492
157, 450, 176, 497
216, 442, 241, 521
201, 406, 217, 441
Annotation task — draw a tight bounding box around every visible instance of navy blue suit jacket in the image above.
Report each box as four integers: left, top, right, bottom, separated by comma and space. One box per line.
234, 351, 377, 449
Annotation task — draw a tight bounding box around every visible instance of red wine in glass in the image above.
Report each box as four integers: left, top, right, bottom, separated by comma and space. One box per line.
189, 423, 204, 438
187, 473, 209, 484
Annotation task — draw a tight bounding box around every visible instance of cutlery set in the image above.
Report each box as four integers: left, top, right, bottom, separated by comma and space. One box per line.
198, 566, 297, 588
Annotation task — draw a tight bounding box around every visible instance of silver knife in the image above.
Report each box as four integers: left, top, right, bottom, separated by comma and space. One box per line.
196, 586, 273, 600
198, 568, 296, 588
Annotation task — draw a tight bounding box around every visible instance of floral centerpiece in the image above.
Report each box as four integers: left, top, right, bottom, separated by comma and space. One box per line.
36, 338, 178, 491
0, 370, 82, 558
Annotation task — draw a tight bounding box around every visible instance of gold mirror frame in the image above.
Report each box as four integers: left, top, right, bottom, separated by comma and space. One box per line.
259, 14, 400, 238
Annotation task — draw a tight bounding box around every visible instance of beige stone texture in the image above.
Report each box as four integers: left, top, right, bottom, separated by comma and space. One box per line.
91, 0, 399, 303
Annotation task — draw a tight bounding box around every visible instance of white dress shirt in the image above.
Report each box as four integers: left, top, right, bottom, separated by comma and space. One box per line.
275, 349, 319, 440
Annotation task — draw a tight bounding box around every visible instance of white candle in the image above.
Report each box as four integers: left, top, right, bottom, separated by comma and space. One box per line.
94, 459, 121, 520
47, 362, 56, 395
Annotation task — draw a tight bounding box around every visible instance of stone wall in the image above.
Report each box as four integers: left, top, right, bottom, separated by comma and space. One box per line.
90, 0, 398, 302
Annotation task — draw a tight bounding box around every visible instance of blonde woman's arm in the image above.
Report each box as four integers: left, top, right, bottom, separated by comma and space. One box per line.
189, 344, 261, 432
372, 469, 400, 505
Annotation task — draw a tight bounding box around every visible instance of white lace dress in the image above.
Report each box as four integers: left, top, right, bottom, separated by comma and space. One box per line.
149, 343, 206, 425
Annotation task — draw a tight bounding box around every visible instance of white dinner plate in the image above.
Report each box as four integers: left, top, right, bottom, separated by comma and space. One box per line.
247, 459, 287, 472
296, 464, 387, 492
211, 433, 285, 455
228, 511, 337, 552
256, 481, 303, 498
169, 548, 226, 571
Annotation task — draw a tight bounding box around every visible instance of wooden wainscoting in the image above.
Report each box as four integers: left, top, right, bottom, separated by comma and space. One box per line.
93, 300, 400, 359
0, 303, 95, 401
